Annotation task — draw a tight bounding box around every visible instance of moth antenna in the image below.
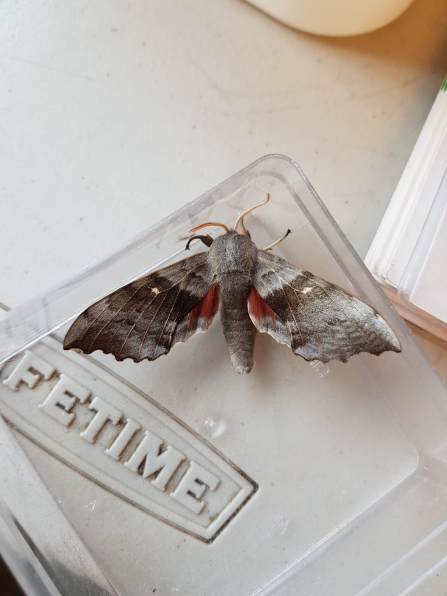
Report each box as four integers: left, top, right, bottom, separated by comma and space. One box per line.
262, 229, 291, 251
234, 193, 270, 231
239, 217, 251, 238
189, 222, 230, 233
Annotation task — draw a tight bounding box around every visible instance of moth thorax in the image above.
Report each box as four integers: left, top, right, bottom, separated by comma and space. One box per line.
209, 231, 257, 275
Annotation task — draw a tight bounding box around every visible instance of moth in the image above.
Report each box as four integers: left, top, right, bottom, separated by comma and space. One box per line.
64, 194, 401, 374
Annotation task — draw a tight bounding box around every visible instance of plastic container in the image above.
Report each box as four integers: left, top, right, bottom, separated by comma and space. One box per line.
1, 155, 447, 595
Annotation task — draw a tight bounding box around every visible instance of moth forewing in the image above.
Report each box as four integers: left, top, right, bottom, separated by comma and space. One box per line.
63, 252, 217, 362
250, 249, 401, 364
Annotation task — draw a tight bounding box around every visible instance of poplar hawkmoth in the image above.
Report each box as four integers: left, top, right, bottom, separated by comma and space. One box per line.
64, 194, 401, 374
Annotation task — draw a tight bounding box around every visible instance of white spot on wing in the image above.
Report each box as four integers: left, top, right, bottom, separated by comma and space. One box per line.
151, 287, 160, 295
302, 287, 312, 294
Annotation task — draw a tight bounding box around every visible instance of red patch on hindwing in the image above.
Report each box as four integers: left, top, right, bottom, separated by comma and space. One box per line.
189, 285, 220, 324
248, 286, 276, 326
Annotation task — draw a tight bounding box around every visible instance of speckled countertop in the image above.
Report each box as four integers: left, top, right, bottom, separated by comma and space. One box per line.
1, 0, 447, 378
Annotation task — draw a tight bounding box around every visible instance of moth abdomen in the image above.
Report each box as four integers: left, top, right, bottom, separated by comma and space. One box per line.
219, 275, 256, 375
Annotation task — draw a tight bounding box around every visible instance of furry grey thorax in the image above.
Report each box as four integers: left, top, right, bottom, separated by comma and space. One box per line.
208, 230, 257, 276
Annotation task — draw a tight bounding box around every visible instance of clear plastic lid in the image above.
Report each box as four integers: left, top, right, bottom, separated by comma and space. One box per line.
1, 155, 447, 595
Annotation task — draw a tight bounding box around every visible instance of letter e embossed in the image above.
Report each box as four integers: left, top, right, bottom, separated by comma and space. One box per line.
39, 373, 91, 427
171, 462, 220, 514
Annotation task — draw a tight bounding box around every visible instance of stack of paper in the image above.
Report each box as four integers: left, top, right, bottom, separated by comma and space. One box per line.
366, 76, 447, 342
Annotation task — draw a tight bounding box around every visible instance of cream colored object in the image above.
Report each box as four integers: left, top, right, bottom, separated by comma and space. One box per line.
246, 0, 416, 36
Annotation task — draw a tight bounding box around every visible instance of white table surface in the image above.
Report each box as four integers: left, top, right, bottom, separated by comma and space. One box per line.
1, 0, 447, 382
